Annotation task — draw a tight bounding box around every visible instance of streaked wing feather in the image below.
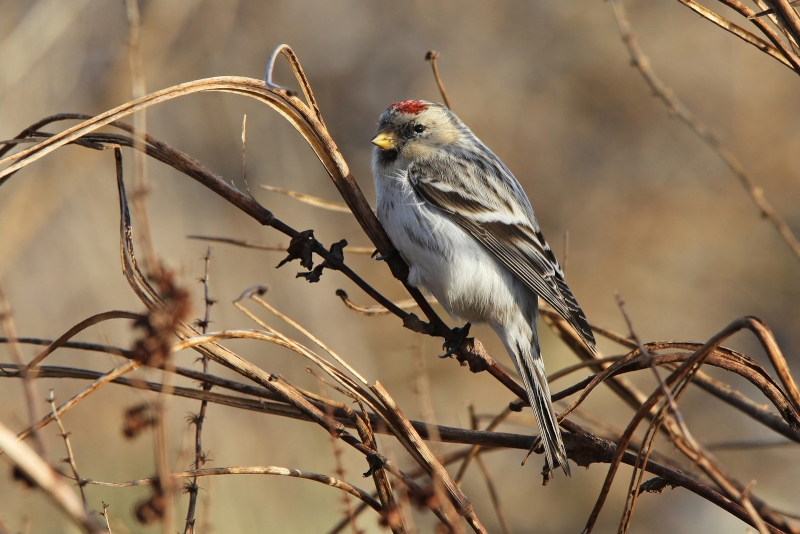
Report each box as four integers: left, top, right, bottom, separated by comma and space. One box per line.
409, 162, 596, 349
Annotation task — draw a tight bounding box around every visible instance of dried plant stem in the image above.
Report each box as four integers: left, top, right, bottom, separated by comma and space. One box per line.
241, 114, 252, 196
124, 0, 156, 275
468, 405, 512, 534
0, 358, 789, 531
336, 290, 438, 315
371, 382, 484, 534
0, 285, 43, 454
6, 360, 141, 449
247, 291, 368, 384
260, 185, 352, 212
612, 0, 800, 261
47, 389, 86, 505
676, 0, 800, 70
24, 310, 144, 371
82, 466, 383, 513
184, 247, 214, 534
187, 235, 374, 254
100, 501, 112, 534
581, 316, 795, 534
0, 419, 104, 532
316, 378, 361, 534
425, 51, 452, 109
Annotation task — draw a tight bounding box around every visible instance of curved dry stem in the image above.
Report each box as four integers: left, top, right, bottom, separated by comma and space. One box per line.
581, 317, 797, 534
613, 0, 800, 262
187, 235, 373, 254
260, 185, 351, 212
335, 289, 439, 316
82, 466, 383, 513
0, 420, 104, 533
246, 291, 368, 384
4, 360, 141, 455
24, 310, 144, 371
674, 0, 800, 71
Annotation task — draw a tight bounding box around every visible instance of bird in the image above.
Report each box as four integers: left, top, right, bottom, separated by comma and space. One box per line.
371, 100, 596, 476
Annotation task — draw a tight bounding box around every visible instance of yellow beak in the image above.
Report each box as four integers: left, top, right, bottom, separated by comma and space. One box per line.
371, 131, 397, 150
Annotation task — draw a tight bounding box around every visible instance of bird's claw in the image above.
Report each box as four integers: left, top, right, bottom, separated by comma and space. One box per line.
371, 249, 396, 262
439, 322, 471, 358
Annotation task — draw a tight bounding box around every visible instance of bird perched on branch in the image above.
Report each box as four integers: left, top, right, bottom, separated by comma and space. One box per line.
371, 100, 596, 476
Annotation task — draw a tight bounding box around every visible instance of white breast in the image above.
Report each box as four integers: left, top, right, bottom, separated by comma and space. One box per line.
373, 162, 527, 328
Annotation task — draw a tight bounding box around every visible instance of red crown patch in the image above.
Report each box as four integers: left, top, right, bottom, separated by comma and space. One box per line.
390, 100, 428, 115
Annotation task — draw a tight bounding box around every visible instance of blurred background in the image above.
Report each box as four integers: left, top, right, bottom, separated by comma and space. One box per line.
1, 0, 799, 532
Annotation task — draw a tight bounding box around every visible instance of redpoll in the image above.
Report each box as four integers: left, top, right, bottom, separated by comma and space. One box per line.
371, 100, 596, 476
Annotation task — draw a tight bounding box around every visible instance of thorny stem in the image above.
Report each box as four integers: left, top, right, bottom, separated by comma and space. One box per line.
100, 501, 113, 534
184, 247, 214, 534
47, 389, 87, 505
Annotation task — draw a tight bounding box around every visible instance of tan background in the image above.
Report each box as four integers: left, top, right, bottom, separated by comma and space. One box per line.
1, 0, 798, 532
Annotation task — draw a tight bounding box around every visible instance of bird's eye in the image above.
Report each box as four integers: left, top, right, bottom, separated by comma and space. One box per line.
413, 124, 425, 134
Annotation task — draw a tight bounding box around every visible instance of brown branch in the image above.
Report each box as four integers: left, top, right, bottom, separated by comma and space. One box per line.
100, 501, 112, 534
581, 317, 796, 534
0, 419, 104, 533
260, 184, 352, 212
0, 285, 44, 454
187, 235, 373, 255
47, 389, 87, 505
0, 360, 787, 532
335, 289, 437, 316
425, 51, 452, 109
611, 0, 800, 261
81, 466, 383, 514
23, 310, 144, 371
184, 247, 214, 534
2, 360, 141, 454
371, 382, 484, 533
676, 0, 800, 71
468, 406, 512, 534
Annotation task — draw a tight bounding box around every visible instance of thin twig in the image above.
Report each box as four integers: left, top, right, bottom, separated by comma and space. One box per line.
0, 419, 104, 532
580, 317, 792, 534
0, 359, 789, 532
100, 501, 112, 534
469, 405, 512, 534
0, 285, 43, 454
184, 247, 215, 534
5, 360, 141, 449
611, 0, 800, 261
124, 0, 156, 275
187, 235, 373, 254
47, 389, 87, 505
246, 290, 368, 384
335, 290, 438, 316
81, 466, 383, 513
316, 376, 362, 534
675, 0, 800, 71
260, 185, 352, 212
241, 114, 252, 197
425, 51, 452, 109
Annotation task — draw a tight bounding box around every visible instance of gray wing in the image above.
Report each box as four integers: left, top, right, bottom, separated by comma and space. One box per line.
407, 159, 596, 350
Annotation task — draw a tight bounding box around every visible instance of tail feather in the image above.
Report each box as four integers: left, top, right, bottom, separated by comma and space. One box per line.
514, 340, 571, 476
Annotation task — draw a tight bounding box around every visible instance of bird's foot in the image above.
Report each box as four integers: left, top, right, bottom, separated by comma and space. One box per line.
439, 322, 472, 358
371, 249, 397, 262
